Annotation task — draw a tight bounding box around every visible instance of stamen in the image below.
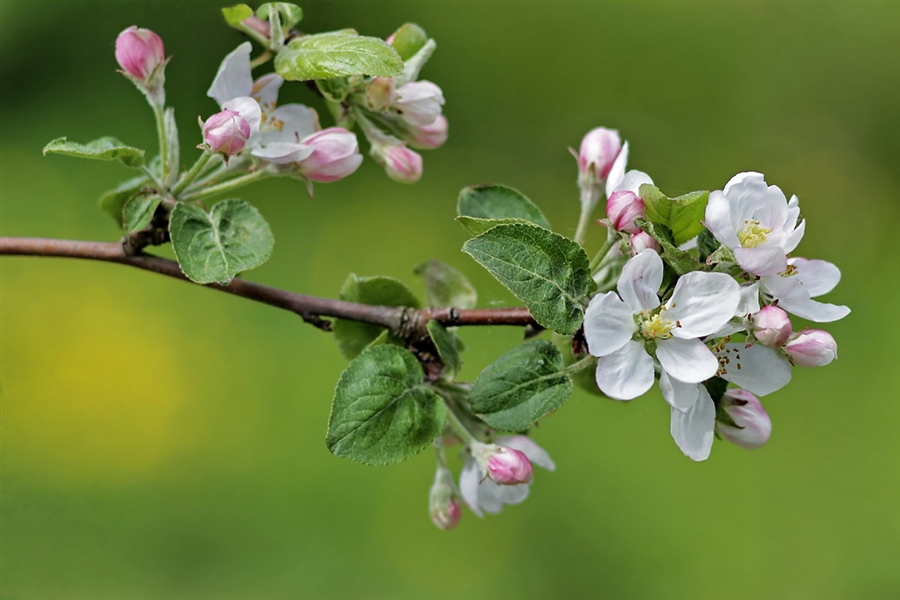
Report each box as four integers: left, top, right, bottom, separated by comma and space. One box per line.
738, 219, 771, 248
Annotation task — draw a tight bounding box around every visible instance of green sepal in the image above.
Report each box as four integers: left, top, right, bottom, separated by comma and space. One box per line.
389, 23, 428, 61
99, 175, 149, 227
316, 78, 352, 102
333, 275, 420, 360
470, 340, 573, 432
275, 31, 403, 81
43, 136, 145, 169
123, 192, 164, 233
326, 344, 447, 466
636, 219, 702, 276
462, 223, 592, 335
426, 320, 461, 375
169, 198, 274, 285
413, 259, 477, 309
640, 184, 710, 247
222, 4, 253, 26
457, 184, 551, 230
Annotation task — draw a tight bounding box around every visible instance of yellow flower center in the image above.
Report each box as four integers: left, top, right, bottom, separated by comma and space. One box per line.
640, 312, 674, 340
737, 220, 771, 248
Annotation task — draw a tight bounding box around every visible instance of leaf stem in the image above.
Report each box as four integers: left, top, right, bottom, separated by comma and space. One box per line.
443, 406, 478, 446
183, 169, 275, 202
171, 152, 214, 198
574, 186, 600, 246
589, 227, 617, 271
565, 355, 597, 374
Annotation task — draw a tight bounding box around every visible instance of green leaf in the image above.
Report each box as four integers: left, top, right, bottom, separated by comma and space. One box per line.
256, 3, 303, 29
413, 259, 477, 309
123, 192, 163, 233
455, 216, 538, 237
426, 320, 461, 375
457, 184, 551, 230
99, 175, 149, 227
169, 199, 274, 285
222, 4, 253, 25
326, 345, 447, 466
462, 223, 592, 335
470, 340, 572, 432
636, 220, 701, 276
697, 228, 719, 263
43, 136, 145, 168
333, 275, 420, 360
640, 184, 710, 246
396, 38, 436, 86
389, 23, 428, 61
641, 184, 672, 226
275, 31, 403, 81
316, 78, 352, 102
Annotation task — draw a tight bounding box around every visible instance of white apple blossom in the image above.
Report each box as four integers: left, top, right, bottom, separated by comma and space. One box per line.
583, 249, 740, 403
459, 435, 555, 517
705, 172, 806, 276
760, 257, 850, 322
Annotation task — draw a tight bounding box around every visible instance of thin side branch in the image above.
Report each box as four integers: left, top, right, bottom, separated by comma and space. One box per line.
0, 237, 536, 333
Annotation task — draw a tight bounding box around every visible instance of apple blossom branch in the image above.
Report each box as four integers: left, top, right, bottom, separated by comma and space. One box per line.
0, 236, 536, 334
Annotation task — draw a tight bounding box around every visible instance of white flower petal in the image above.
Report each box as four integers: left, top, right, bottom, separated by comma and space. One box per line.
617, 249, 663, 313
670, 386, 715, 461
604, 141, 629, 198
595, 340, 655, 400
734, 246, 788, 276
252, 140, 313, 164
714, 343, 791, 395
616, 169, 653, 195
459, 457, 484, 517
477, 481, 530, 514
208, 42, 253, 106
777, 297, 851, 323
783, 218, 805, 253
705, 189, 740, 248
497, 435, 556, 471
251, 73, 284, 111
583, 292, 636, 357
659, 370, 700, 412
792, 258, 842, 297
656, 337, 718, 383
666, 272, 740, 338
736, 282, 761, 317
267, 104, 319, 140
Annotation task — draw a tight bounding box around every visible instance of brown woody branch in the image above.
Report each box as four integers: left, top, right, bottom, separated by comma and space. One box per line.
0, 237, 536, 334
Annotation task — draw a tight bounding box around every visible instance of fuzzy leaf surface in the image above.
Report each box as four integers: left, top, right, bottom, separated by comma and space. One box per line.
326, 345, 447, 465
99, 175, 149, 227
457, 185, 551, 230
123, 193, 163, 233
43, 136, 145, 168
275, 31, 403, 81
426, 320, 461, 375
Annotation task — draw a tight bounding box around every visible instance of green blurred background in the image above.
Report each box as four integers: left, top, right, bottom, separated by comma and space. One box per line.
2, 1, 898, 598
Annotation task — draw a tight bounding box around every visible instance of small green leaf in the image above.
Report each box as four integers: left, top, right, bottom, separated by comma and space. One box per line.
99, 175, 149, 227
169, 199, 274, 285
222, 4, 253, 26
256, 3, 303, 29
316, 78, 352, 102
455, 216, 538, 237
457, 184, 551, 230
470, 340, 572, 431
668, 190, 709, 246
327, 345, 447, 466
123, 192, 164, 233
413, 259, 477, 309
275, 31, 403, 81
462, 223, 592, 335
636, 220, 701, 275
426, 320, 461, 375
43, 136, 145, 168
697, 229, 719, 263
396, 38, 436, 86
389, 23, 428, 61
333, 275, 420, 360
640, 184, 672, 226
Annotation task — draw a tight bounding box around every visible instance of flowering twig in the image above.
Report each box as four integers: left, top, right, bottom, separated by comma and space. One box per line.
0, 237, 536, 334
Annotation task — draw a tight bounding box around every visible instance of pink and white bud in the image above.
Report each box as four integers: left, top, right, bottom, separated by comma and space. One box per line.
751, 305, 792, 348
606, 190, 646, 234
716, 389, 772, 449
297, 127, 363, 183
378, 145, 423, 183
202, 109, 251, 156
241, 15, 271, 38
486, 447, 533, 485
393, 81, 445, 127
429, 466, 462, 530
578, 127, 622, 182
409, 115, 448, 150
784, 329, 838, 367
366, 77, 395, 112
629, 230, 660, 256
115, 26, 165, 82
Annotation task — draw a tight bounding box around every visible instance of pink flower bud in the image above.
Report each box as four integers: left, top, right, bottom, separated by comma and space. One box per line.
115, 26, 165, 82
784, 329, 838, 367
242, 15, 271, 38
202, 109, 251, 156
430, 497, 461, 530
429, 465, 461, 530
578, 127, 622, 181
629, 231, 660, 256
716, 389, 772, 449
366, 77, 395, 112
486, 447, 533, 485
750, 305, 792, 348
297, 127, 363, 183
606, 190, 646, 234
393, 81, 445, 127
409, 115, 448, 150
379, 145, 423, 183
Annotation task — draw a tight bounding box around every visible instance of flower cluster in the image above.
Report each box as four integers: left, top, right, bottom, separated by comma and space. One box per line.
575, 129, 849, 461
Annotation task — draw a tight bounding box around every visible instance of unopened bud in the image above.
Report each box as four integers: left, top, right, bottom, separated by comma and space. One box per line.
393, 81, 445, 127
241, 15, 271, 38
366, 77, 395, 112
298, 128, 363, 183
115, 26, 165, 83
429, 466, 461, 530
751, 305, 792, 348
409, 115, 448, 150
377, 145, 423, 183
202, 109, 250, 156
784, 329, 838, 367
578, 127, 622, 182
629, 231, 660, 256
486, 447, 533, 485
716, 389, 772, 449
606, 190, 646, 234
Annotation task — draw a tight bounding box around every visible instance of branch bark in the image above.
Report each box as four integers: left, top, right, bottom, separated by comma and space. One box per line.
0, 237, 536, 333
